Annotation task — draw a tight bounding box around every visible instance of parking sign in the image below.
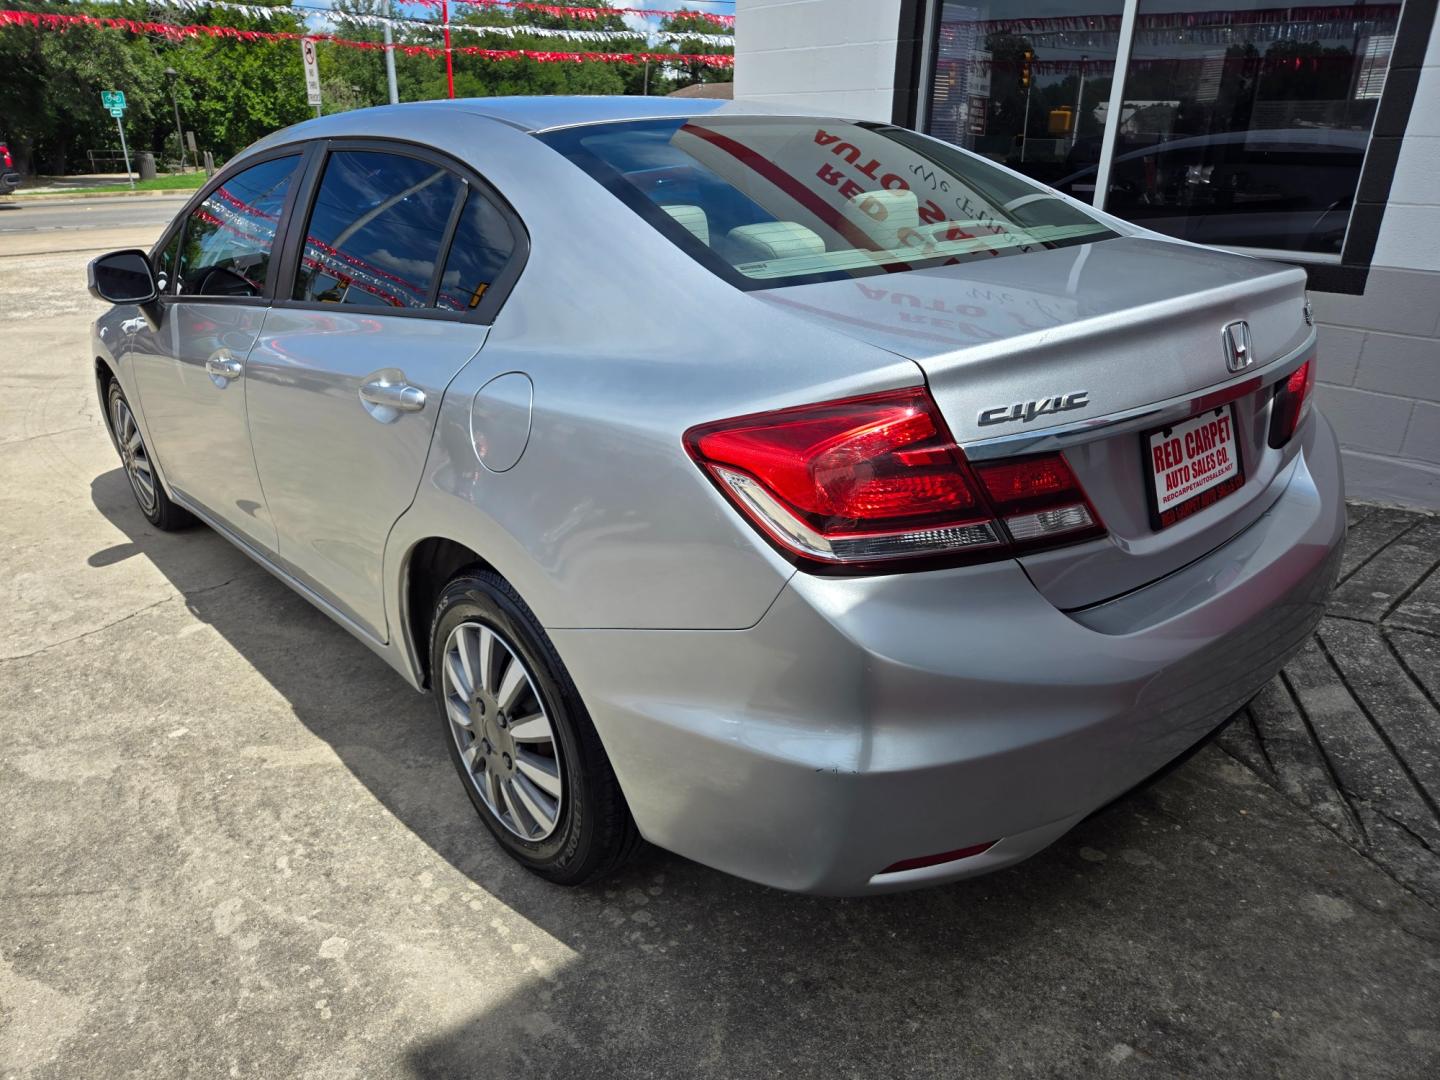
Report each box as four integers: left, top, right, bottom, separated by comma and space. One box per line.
302, 39, 322, 107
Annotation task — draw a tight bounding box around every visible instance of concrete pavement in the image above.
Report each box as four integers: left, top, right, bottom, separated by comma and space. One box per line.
0, 196, 191, 257
1, 215, 1439, 1078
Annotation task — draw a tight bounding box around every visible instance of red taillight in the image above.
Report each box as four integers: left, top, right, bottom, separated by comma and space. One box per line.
1268, 359, 1316, 449
974, 453, 1105, 546
1, 145, 10, 169
685, 387, 1104, 569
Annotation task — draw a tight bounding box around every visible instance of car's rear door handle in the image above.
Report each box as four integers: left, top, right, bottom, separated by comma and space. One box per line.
205, 355, 243, 382
360, 379, 426, 413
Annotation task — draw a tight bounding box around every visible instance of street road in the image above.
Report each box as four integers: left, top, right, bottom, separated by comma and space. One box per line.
0, 194, 189, 234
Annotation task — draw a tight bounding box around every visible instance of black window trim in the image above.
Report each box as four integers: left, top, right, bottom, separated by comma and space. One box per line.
270, 136, 530, 325
426, 180, 471, 309
147, 143, 313, 307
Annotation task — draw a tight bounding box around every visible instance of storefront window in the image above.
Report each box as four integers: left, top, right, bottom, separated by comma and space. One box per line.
924, 2, 1126, 186
1056, 2, 1403, 254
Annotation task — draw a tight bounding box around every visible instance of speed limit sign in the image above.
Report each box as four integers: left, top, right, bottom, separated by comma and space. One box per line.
302, 38, 322, 108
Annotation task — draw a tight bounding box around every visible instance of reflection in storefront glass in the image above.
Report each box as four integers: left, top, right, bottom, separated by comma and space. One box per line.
924, 2, 1402, 256
925, 3, 1125, 186
1058, 2, 1401, 254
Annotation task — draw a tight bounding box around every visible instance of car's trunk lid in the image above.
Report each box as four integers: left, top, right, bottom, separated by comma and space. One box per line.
757, 236, 1314, 609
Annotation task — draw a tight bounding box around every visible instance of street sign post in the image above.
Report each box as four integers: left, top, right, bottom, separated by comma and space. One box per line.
302, 38, 322, 117
100, 90, 135, 190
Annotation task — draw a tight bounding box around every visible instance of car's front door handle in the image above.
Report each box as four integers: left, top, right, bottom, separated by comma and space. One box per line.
360, 379, 426, 413
205, 355, 243, 382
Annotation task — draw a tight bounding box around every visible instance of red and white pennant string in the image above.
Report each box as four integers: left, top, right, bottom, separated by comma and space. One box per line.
144, 0, 734, 47
417, 1, 734, 29
0, 8, 734, 65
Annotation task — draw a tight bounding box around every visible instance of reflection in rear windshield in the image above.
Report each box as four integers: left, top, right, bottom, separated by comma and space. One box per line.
539, 118, 1118, 289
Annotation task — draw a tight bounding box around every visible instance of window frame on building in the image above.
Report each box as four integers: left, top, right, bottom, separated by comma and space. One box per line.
895, 0, 1440, 294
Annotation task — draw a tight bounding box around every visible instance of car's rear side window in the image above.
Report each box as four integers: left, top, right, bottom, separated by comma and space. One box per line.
435, 192, 517, 313
538, 117, 1118, 289
293, 150, 464, 309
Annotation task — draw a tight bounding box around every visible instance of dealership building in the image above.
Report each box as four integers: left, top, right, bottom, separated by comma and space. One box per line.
735, 0, 1440, 506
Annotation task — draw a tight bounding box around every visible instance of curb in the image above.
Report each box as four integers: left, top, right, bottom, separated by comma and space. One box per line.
3, 188, 201, 203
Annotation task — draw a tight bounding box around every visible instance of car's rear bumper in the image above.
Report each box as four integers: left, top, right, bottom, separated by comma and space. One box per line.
552, 412, 1344, 895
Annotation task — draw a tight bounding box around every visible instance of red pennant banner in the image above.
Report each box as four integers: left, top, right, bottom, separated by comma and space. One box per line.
418, 1, 735, 29
0, 8, 735, 65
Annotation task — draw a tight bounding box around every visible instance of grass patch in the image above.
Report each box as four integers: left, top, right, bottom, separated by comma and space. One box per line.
31, 173, 211, 196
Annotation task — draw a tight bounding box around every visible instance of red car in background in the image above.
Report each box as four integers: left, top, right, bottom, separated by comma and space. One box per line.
1, 142, 20, 194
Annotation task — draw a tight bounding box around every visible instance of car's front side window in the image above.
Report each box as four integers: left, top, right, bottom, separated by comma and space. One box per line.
292, 150, 464, 310
176, 155, 301, 299
152, 228, 183, 295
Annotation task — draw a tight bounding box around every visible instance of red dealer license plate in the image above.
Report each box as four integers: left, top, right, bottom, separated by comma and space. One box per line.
1144, 404, 1244, 530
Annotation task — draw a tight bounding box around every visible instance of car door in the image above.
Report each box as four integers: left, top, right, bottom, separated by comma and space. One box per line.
128, 151, 306, 553
243, 142, 524, 641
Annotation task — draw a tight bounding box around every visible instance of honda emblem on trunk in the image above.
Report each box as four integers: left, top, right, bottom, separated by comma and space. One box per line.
1223, 321, 1253, 373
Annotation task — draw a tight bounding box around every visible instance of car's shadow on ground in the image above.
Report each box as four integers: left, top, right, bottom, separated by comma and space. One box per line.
92, 465, 1231, 1077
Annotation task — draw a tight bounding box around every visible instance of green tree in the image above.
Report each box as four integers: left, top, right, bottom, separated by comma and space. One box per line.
0, 0, 734, 174
0, 1, 312, 172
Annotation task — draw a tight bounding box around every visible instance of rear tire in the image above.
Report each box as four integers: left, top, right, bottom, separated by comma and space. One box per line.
106, 379, 194, 531
430, 570, 642, 886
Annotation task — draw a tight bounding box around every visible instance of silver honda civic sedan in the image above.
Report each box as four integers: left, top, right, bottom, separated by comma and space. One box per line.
87, 97, 1342, 894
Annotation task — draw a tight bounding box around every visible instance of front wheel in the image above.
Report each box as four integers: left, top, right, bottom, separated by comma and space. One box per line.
106, 379, 193, 531
430, 570, 641, 885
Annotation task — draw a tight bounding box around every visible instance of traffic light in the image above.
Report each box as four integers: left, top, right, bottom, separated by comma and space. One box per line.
1020, 49, 1034, 89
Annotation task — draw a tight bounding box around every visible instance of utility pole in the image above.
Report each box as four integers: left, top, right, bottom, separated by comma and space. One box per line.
163, 67, 187, 170
443, 0, 455, 99
383, 2, 399, 105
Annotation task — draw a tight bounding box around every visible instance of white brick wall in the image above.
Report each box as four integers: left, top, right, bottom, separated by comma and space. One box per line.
1317, 40, 1440, 507
1312, 275, 1440, 507
1373, 57, 1440, 272
734, 0, 904, 121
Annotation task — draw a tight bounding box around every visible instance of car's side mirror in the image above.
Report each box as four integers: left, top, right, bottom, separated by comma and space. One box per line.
87, 249, 158, 305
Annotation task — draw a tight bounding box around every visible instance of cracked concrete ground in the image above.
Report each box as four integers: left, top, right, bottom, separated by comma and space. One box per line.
2, 219, 1439, 1079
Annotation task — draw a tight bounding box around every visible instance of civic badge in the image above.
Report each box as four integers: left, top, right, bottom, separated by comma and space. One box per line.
1223, 320, 1253, 373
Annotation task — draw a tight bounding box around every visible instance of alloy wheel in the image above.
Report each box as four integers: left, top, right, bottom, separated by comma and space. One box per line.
441, 621, 564, 841
112, 395, 157, 514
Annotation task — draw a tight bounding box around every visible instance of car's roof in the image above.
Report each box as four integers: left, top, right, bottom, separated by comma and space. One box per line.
449, 95, 733, 131
264, 96, 836, 144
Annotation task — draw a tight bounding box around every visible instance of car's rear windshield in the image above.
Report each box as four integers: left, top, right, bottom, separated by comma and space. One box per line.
537, 117, 1118, 290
